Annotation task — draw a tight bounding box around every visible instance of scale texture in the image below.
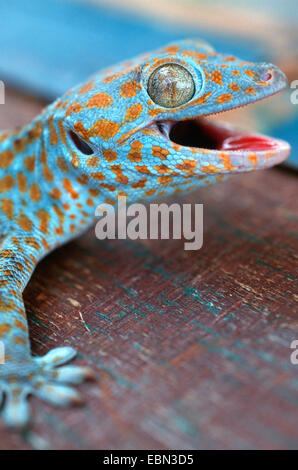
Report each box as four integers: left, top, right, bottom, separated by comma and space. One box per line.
0, 40, 297, 447
0, 87, 297, 450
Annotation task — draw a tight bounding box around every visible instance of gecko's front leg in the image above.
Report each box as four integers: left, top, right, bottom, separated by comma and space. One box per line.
0, 231, 92, 428
0, 39, 290, 430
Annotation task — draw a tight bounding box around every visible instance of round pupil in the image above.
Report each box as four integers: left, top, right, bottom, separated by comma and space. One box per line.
148, 64, 195, 108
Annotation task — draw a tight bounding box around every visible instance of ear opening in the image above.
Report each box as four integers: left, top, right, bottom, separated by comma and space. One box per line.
68, 130, 94, 155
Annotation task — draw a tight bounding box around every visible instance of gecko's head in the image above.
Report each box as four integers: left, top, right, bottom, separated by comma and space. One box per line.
54, 39, 290, 202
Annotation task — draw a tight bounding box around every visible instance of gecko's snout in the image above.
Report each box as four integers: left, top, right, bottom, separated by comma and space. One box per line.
254, 63, 288, 91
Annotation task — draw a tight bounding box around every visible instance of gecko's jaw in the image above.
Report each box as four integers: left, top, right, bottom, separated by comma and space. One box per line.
156, 117, 290, 173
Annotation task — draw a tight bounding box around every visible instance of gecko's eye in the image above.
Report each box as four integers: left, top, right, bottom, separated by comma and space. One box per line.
148, 63, 195, 108
69, 130, 94, 155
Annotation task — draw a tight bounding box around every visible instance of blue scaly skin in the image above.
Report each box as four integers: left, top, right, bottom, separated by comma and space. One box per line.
0, 40, 290, 427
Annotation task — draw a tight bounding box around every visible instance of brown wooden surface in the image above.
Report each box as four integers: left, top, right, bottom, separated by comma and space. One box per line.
0, 88, 297, 450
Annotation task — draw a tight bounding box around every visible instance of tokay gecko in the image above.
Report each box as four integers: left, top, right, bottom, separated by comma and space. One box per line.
0, 40, 290, 427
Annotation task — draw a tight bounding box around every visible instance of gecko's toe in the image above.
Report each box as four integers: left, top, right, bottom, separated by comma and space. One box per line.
47, 365, 95, 384
35, 383, 83, 407
36, 346, 77, 367
1, 387, 30, 429
0, 346, 93, 428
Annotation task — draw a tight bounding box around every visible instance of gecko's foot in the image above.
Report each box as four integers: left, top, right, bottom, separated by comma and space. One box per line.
0, 347, 93, 428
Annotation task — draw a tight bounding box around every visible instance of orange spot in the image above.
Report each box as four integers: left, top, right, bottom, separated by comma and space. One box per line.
78, 81, 94, 94
0, 175, 14, 192
131, 178, 147, 189
75, 120, 119, 141
40, 144, 47, 164
42, 237, 51, 250
65, 102, 83, 117
0, 150, 14, 168
77, 174, 89, 185
63, 178, 79, 199
229, 82, 240, 92
152, 146, 169, 160
1, 199, 14, 219
71, 153, 80, 169
91, 172, 105, 181
104, 198, 115, 205
89, 188, 100, 197
87, 156, 99, 167
18, 214, 32, 231
244, 69, 255, 78
102, 73, 123, 83
232, 70, 241, 76
164, 45, 180, 53
110, 165, 129, 184
193, 92, 212, 105
182, 50, 207, 60
30, 183, 41, 202
119, 81, 141, 98
17, 173, 27, 192
49, 115, 58, 145
245, 86, 256, 95
128, 140, 143, 162
125, 103, 143, 122
58, 120, 67, 144
144, 188, 156, 197
219, 152, 236, 171
27, 121, 43, 143
154, 164, 171, 174
0, 324, 11, 335
248, 153, 258, 165
87, 92, 113, 108
211, 70, 223, 85
55, 226, 64, 236
49, 188, 61, 200
24, 237, 40, 250
24, 155, 35, 172
14, 337, 26, 345
217, 93, 232, 103
57, 156, 68, 173
0, 131, 13, 143
200, 164, 219, 173
176, 159, 197, 173
86, 198, 94, 206
135, 165, 151, 174
14, 320, 27, 332
103, 149, 118, 162
223, 56, 237, 62
37, 209, 50, 234
100, 183, 116, 191
158, 176, 173, 185
14, 138, 26, 153
43, 165, 54, 182
53, 205, 65, 224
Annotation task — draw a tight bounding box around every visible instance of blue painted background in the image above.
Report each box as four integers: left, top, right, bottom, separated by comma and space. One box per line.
0, 0, 267, 98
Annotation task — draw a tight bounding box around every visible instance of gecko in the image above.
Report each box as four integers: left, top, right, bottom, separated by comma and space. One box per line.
0, 39, 290, 428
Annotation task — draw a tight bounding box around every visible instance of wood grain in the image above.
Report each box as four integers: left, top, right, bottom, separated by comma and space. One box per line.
0, 89, 297, 450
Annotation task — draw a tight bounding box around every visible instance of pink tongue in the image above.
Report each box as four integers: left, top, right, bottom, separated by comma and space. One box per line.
221, 134, 279, 151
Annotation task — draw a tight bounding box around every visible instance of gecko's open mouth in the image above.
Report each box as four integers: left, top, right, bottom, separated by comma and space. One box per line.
154, 116, 290, 172
168, 118, 281, 152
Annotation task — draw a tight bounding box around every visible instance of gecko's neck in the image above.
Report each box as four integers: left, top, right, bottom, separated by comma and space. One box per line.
0, 109, 98, 243
0, 112, 44, 159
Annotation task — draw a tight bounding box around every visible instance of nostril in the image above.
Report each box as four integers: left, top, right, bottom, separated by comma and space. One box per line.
261, 70, 273, 82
